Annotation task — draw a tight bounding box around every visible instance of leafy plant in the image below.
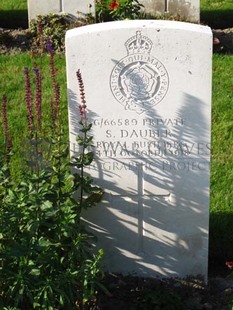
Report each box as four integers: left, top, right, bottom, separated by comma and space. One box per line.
0, 45, 103, 309
30, 14, 91, 54
0, 140, 103, 309
30, 14, 69, 53
109, 0, 144, 20
136, 287, 185, 310
96, 0, 144, 22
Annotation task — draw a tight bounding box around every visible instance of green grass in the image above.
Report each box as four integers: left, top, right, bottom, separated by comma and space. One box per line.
0, 0, 28, 28
201, 0, 233, 11
200, 0, 233, 28
211, 54, 233, 213
209, 54, 233, 264
0, 53, 68, 179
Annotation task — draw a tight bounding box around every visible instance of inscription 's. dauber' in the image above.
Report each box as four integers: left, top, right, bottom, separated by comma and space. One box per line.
105, 129, 172, 138
120, 129, 172, 138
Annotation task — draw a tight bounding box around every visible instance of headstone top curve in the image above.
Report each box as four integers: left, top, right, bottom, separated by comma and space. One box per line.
65, 20, 212, 40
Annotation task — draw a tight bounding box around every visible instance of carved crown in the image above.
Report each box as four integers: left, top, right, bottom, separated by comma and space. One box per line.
125, 31, 153, 55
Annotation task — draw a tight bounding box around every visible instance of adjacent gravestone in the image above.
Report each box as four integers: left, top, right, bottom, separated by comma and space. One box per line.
66, 20, 212, 280
27, 0, 94, 23
140, 0, 200, 23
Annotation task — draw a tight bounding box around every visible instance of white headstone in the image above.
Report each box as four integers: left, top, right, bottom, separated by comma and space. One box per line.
140, 0, 200, 23
27, 0, 94, 23
66, 20, 212, 280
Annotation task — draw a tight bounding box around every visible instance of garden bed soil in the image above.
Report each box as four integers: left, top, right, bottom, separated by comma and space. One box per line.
95, 272, 233, 310
0, 28, 31, 54
213, 28, 233, 53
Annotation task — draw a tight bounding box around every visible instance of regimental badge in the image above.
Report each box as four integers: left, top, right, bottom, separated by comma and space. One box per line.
110, 31, 169, 114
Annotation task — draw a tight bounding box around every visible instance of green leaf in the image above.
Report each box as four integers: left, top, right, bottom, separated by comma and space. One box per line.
38, 237, 52, 248
82, 152, 94, 165
7, 189, 17, 200
30, 268, 40, 276
84, 191, 104, 205
41, 200, 53, 210
33, 302, 41, 308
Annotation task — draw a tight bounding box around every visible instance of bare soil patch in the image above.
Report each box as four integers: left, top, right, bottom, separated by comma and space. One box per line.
213, 28, 233, 53
0, 27, 31, 54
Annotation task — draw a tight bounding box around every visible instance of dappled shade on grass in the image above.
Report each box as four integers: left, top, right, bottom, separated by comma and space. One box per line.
201, 9, 233, 29
0, 10, 28, 29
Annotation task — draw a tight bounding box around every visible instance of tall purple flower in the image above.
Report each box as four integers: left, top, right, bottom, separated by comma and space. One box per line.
47, 38, 60, 129
2, 94, 9, 142
54, 82, 60, 118
33, 63, 42, 130
46, 37, 53, 55
47, 38, 56, 88
1, 94, 12, 155
24, 67, 34, 138
76, 69, 87, 120
50, 99, 56, 132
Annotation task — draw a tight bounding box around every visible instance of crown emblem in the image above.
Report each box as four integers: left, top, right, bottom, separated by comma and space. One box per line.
110, 31, 169, 114
125, 31, 153, 55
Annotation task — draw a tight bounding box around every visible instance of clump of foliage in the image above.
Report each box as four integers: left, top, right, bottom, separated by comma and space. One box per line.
95, 0, 198, 23
29, 2, 194, 54
0, 43, 103, 309
30, 14, 94, 53
30, 3, 144, 53
96, 0, 144, 22
137, 287, 185, 310
110, 0, 144, 20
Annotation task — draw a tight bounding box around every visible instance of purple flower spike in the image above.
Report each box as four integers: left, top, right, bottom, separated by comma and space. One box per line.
1, 94, 13, 154
2, 94, 9, 142
46, 38, 53, 55
33, 63, 42, 129
76, 69, 87, 121
24, 66, 34, 137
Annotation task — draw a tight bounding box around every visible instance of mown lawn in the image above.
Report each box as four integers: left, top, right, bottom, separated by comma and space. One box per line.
0, 0, 28, 28
209, 54, 233, 265
201, 0, 233, 11
200, 0, 233, 28
0, 53, 68, 179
